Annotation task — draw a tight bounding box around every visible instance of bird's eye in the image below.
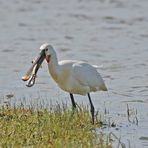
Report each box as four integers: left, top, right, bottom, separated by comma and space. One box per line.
45, 48, 48, 51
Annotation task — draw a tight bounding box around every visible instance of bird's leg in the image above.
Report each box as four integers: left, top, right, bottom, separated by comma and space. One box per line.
88, 93, 95, 124
69, 93, 77, 110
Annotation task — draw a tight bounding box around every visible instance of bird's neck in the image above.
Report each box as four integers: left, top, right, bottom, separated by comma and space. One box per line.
48, 53, 60, 82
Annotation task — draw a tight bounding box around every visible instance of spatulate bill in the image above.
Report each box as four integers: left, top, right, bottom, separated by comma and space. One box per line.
22, 50, 46, 86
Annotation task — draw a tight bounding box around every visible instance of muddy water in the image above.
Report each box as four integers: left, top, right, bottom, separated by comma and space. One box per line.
0, 0, 148, 147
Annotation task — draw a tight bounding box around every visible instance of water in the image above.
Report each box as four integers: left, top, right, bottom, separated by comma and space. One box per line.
0, 0, 148, 147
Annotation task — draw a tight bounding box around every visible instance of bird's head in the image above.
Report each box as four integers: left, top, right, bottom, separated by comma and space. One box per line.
21, 43, 54, 85
40, 43, 55, 63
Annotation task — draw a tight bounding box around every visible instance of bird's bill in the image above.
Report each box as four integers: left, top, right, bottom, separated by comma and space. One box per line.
22, 50, 45, 81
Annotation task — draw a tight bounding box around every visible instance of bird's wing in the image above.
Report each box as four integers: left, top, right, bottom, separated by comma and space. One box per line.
72, 62, 103, 87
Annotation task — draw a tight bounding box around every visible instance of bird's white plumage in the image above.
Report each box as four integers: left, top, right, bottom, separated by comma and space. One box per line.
41, 44, 107, 95
22, 43, 107, 124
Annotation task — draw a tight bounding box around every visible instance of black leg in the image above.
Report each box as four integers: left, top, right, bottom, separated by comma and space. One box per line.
88, 93, 95, 124
70, 93, 76, 109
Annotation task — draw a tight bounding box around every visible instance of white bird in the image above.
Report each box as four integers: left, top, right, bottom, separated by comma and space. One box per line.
22, 43, 107, 124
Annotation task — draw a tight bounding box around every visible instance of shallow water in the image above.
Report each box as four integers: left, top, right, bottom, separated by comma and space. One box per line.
0, 0, 148, 147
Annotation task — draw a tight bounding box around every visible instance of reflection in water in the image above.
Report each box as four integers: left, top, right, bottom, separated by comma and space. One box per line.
0, 0, 148, 146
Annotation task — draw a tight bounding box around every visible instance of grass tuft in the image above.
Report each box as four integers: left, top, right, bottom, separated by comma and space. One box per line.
0, 103, 108, 147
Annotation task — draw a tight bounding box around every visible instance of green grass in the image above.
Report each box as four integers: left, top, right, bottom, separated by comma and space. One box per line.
0, 103, 109, 147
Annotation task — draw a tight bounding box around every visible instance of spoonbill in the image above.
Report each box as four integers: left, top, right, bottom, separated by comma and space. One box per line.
22, 43, 107, 124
